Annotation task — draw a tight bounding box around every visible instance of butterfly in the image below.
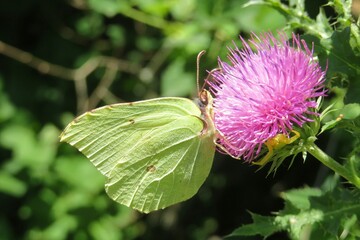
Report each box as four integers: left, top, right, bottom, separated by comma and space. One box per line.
60, 51, 217, 213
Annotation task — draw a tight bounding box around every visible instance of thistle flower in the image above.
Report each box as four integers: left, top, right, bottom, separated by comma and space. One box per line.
209, 32, 326, 162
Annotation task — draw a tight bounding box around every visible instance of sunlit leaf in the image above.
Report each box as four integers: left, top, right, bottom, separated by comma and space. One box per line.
161, 58, 195, 97
0, 171, 26, 197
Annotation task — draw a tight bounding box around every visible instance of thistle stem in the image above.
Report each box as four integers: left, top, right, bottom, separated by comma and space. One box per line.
306, 143, 360, 188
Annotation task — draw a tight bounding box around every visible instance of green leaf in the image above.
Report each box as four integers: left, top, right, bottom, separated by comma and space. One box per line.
339, 103, 360, 120
234, 4, 286, 33
134, 0, 172, 17
350, 23, 360, 56
161, 58, 196, 97
274, 209, 324, 239
226, 213, 279, 239
90, 216, 123, 240
0, 123, 59, 176
281, 187, 322, 210
345, 153, 360, 188
0, 171, 26, 196
167, 22, 211, 54
28, 215, 77, 240
315, 8, 332, 36
249, 0, 332, 39
60, 93, 216, 213
0, 78, 15, 123
326, 28, 360, 103
227, 185, 360, 239
308, 187, 360, 238
54, 155, 104, 192
106, 24, 125, 47
87, 0, 123, 17
336, 110, 360, 140
327, 28, 360, 76
170, 0, 195, 21
327, 0, 353, 26
320, 103, 360, 134
75, 13, 104, 39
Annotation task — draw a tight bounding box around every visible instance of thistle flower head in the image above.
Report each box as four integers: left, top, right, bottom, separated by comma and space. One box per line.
209, 32, 326, 162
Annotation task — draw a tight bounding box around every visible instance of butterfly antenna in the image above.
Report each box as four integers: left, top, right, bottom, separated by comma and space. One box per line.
203, 67, 221, 90
196, 50, 206, 96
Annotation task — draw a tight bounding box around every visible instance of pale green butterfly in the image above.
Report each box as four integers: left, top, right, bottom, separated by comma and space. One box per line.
60, 51, 217, 213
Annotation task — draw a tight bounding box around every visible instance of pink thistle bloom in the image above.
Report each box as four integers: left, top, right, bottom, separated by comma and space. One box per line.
209, 32, 326, 162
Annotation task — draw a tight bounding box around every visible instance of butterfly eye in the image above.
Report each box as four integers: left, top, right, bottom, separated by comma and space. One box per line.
199, 89, 208, 105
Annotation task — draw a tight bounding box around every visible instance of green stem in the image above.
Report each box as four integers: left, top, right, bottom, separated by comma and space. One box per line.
118, 7, 169, 30
306, 143, 360, 188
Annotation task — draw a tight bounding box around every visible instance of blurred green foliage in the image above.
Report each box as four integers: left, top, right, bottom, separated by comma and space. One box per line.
228, 179, 360, 239
1, 0, 359, 239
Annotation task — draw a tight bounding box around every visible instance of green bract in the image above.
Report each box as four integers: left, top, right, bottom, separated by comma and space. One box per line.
60, 91, 216, 213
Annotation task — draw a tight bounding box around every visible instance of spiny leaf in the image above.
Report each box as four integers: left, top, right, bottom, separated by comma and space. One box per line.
281, 188, 322, 210
226, 185, 360, 239
225, 212, 279, 239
